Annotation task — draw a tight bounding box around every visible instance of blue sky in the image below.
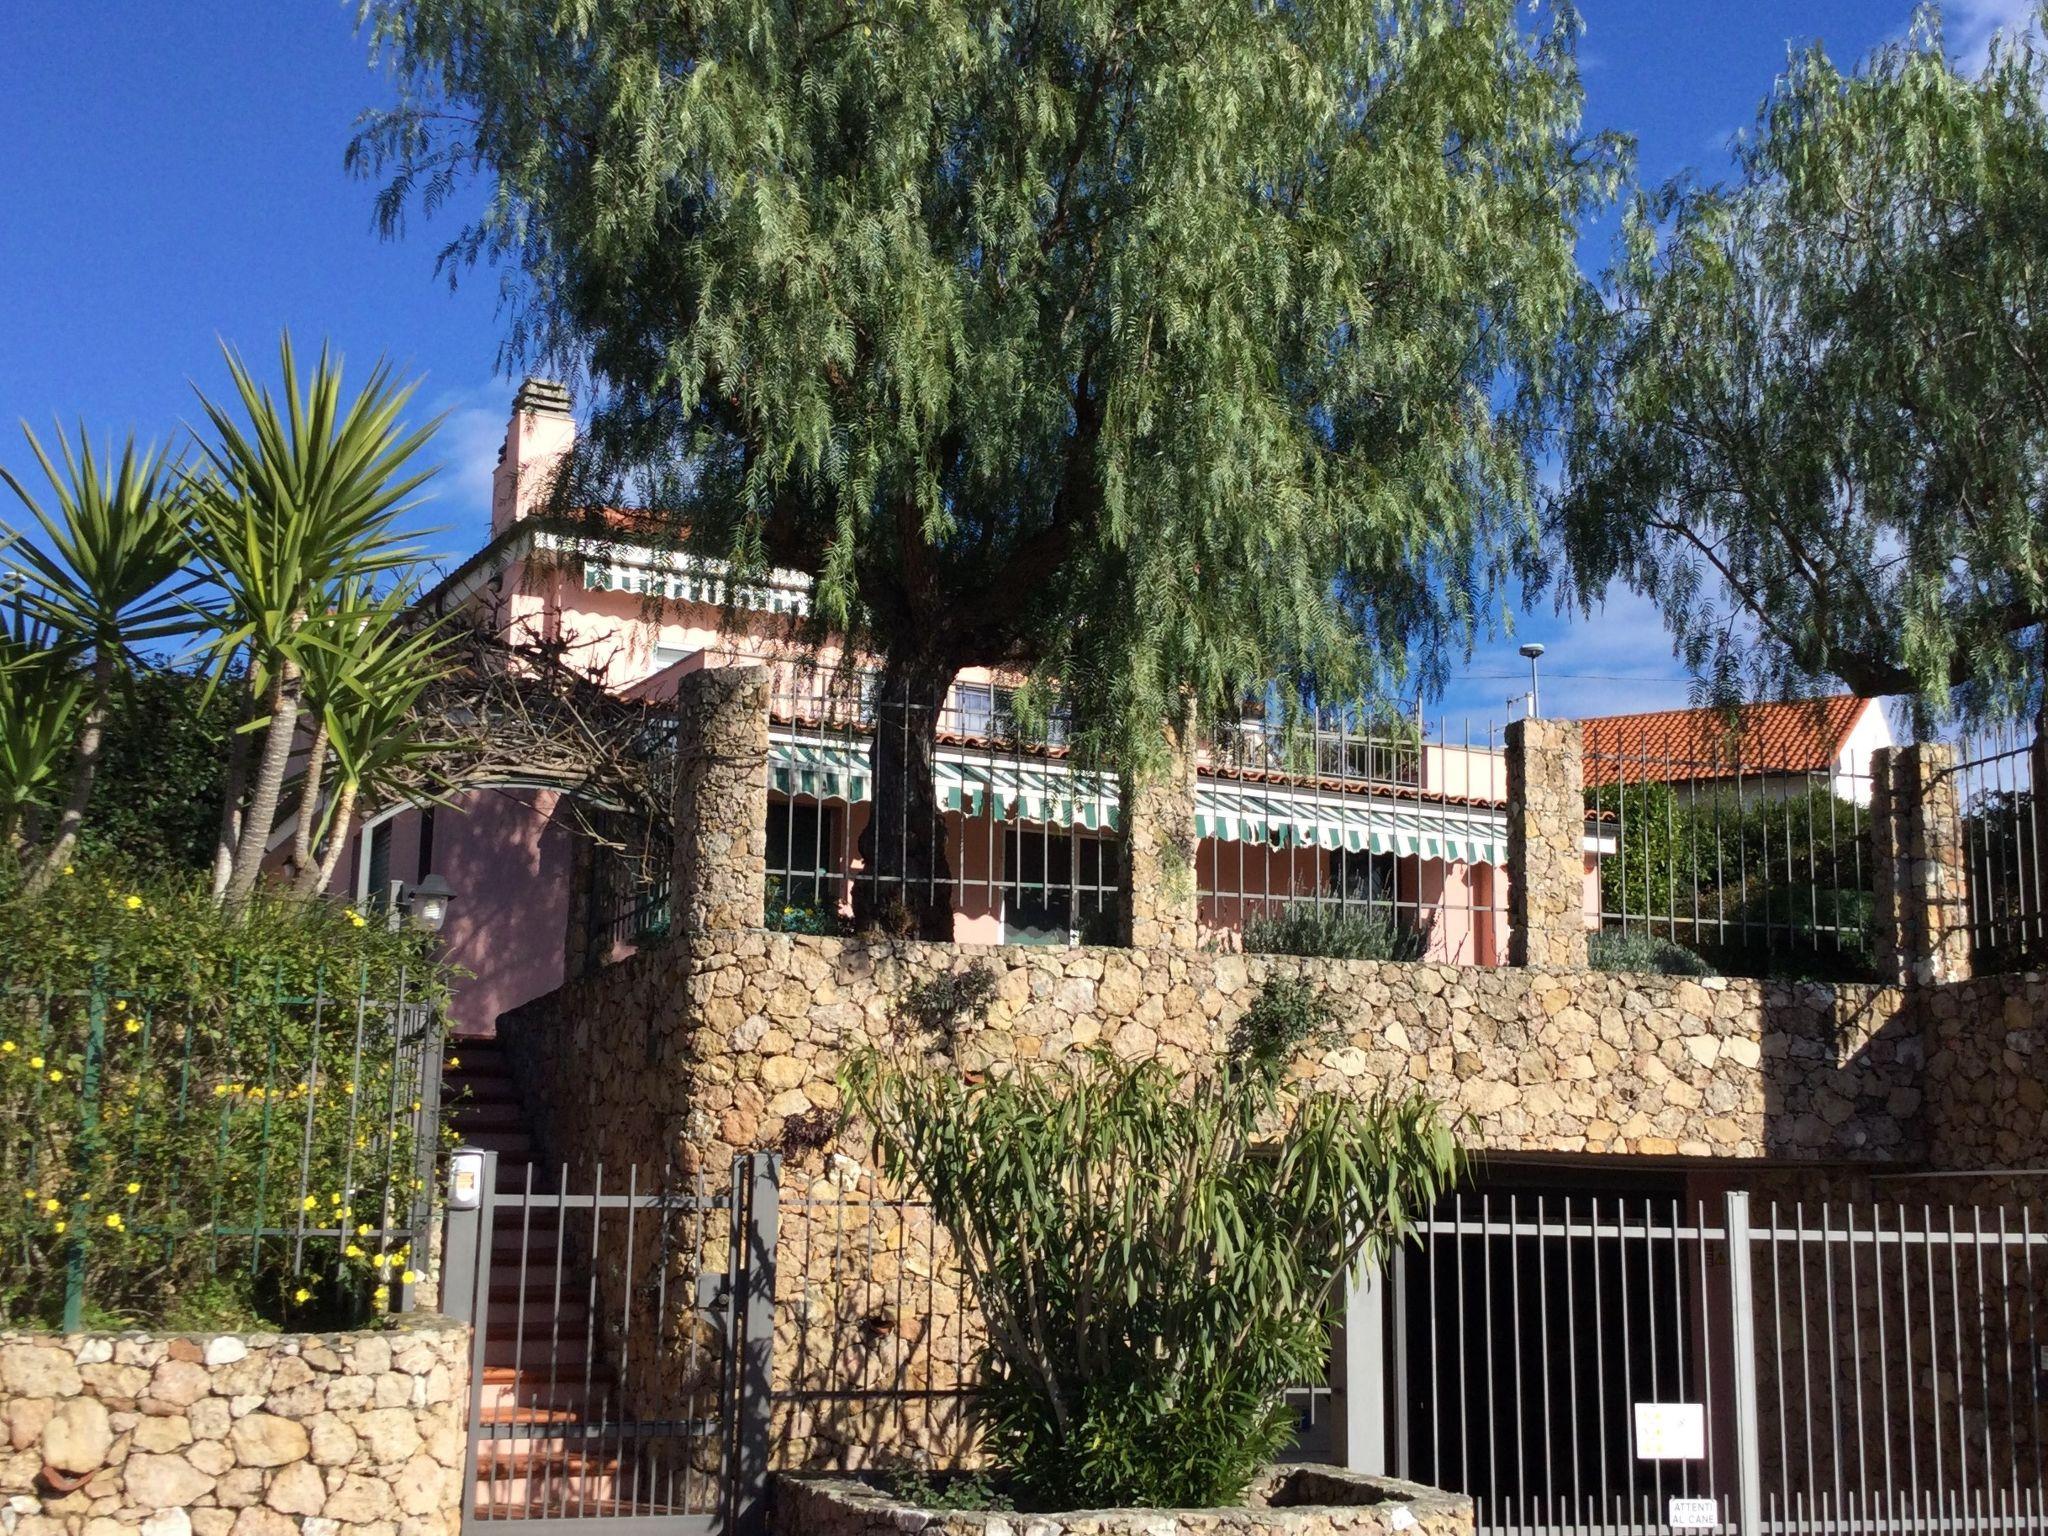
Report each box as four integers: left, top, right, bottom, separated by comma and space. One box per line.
0, 0, 2027, 727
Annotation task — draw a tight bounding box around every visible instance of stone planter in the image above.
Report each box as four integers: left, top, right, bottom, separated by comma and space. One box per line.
0, 1314, 469, 1536
771, 1465, 1474, 1536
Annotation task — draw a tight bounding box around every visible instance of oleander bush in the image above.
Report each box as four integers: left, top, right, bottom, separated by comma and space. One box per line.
844, 981, 1463, 1509
0, 857, 449, 1331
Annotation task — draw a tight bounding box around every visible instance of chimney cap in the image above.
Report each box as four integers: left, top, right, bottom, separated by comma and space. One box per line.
513, 377, 572, 416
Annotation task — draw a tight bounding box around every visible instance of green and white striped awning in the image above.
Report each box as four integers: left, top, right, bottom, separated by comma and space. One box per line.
769, 738, 1117, 830
1194, 782, 1507, 865
769, 734, 1507, 862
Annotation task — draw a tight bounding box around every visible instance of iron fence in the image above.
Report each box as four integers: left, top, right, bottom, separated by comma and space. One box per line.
1947, 724, 2048, 975
0, 966, 443, 1331
1378, 1184, 2048, 1536
1582, 746, 1876, 980
765, 673, 1119, 946
1197, 713, 1512, 964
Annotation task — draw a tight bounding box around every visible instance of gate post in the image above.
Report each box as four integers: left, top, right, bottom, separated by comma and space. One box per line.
1724, 1191, 1763, 1536
1330, 1261, 1389, 1473
445, 1148, 496, 1535
731, 1152, 782, 1536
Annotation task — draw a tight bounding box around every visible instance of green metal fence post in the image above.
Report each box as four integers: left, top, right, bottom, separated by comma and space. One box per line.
61, 963, 109, 1333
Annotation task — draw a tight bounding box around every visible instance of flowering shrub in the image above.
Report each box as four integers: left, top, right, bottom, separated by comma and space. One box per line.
0, 858, 450, 1330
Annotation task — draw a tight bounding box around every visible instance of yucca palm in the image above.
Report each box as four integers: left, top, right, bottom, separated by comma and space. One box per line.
188, 335, 438, 908
289, 580, 460, 896
0, 427, 192, 889
0, 596, 87, 856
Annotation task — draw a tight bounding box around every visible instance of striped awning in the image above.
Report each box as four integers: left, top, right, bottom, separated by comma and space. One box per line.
769, 738, 1116, 831
768, 734, 1507, 863
1195, 782, 1506, 865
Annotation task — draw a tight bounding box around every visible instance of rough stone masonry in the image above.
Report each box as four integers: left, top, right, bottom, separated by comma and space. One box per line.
0, 1317, 467, 1536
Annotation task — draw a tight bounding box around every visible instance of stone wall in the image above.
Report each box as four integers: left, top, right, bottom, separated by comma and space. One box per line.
503, 932, 1925, 1182
0, 1316, 468, 1536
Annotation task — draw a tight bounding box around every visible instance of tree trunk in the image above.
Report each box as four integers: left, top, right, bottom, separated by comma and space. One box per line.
221, 663, 302, 910
855, 649, 957, 939
289, 719, 330, 880
210, 681, 255, 901
300, 778, 358, 898
25, 651, 113, 896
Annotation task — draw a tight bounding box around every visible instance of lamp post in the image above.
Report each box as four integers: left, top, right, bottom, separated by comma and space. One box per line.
1519, 642, 1546, 720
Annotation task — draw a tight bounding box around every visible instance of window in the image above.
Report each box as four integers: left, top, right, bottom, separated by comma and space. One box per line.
767, 801, 842, 905
952, 683, 994, 738
1328, 849, 1409, 923
652, 644, 693, 673
363, 820, 393, 910
1005, 829, 1122, 944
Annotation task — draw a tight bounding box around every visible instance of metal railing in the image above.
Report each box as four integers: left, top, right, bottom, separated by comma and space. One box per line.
1197, 714, 1508, 963
0, 967, 443, 1331
1948, 724, 2048, 975
1380, 1185, 2048, 1536
765, 678, 1118, 944
1583, 747, 1875, 980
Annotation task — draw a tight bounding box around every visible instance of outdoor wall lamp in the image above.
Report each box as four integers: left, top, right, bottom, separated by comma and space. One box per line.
384, 873, 458, 934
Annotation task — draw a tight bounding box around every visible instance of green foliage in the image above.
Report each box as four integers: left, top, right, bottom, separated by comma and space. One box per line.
1225, 975, 1341, 1069
876, 1470, 1016, 1514
901, 963, 1001, 1038
763, 880, 846, 936
1555, 8, 2048, 725
842, 1042, 1463, 1508
356, 0, 1622, 909
0, 855, 448, 1329
1241, 906, 1428, 964
79, 666, 239, 873
1586, 929, 1714, 978
0, 601, 85, 852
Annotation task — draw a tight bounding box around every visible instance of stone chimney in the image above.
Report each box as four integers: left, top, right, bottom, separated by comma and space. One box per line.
490, 378, 576, 537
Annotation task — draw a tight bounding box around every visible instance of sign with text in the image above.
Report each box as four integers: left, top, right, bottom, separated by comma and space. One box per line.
1634, 1402, 1706, 1460
1668, 1498, 1719, 1528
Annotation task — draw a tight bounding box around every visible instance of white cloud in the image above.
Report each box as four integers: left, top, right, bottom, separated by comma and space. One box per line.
1941, 0, 2041, 71
408, 379, 511, 567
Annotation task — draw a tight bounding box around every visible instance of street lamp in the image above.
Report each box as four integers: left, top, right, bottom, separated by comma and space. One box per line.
1518, 642, 1546, 720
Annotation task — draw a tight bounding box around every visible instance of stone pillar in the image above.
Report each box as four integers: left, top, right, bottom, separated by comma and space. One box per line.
1118, 706, 1200, 950
1506, 717, 1588, 969
1871, 742, 1972, 986
672, 665, 771, 936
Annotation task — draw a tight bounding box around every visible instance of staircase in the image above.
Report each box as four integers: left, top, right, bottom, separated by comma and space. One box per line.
444, 1036, 650, 1519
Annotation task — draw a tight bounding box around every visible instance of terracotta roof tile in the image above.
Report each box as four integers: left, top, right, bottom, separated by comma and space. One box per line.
1576, 697, 1871, 786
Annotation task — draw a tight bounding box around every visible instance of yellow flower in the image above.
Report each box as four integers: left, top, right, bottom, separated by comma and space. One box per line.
400, 1269, 419, 1286
46, 1071, 62, 1084
125, 1182, 140, 1195
0, 1041, 14, 1054
447, 1056, 460, 1069
123, 1019, 140, 1035
52, 1220, 66, 1234
123, 894, 142, 910
61, 864, 73, 876
371, 1285, 389, 1303
103, 1213, 122, 1231
41, 1199, 59, 1214
356, 1223, 373, 1237
344, 1244, 364, 1259
293, 1287, 311, 1304
302, 1195, 317, 1211
28, 1056, 42, 1070
329, 1193, 344, 1206
346, 909, 366, 928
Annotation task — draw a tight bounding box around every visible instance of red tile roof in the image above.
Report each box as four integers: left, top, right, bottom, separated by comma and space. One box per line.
1577, 697, 1872, 786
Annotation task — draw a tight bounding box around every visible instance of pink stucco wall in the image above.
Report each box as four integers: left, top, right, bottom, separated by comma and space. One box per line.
339, 788, 575, 1038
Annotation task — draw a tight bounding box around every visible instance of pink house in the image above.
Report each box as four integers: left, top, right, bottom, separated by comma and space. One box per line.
336, 384, 1631, 1033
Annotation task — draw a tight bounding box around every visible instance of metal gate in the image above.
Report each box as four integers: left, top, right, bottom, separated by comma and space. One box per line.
443, 1151, 781, 1536
1352, 1184, 2048, 1536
